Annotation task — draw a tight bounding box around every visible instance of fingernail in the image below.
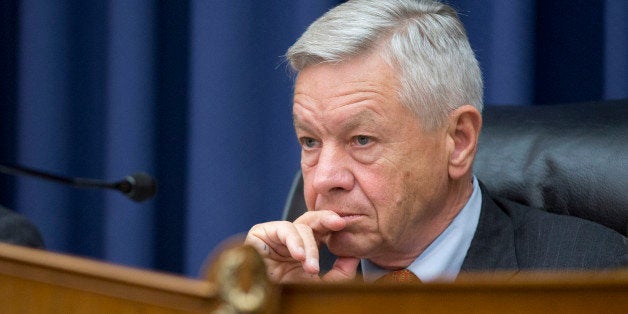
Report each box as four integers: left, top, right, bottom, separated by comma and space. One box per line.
308, 258, 319, 271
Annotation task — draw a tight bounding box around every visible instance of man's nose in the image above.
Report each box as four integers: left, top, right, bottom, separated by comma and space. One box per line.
311, 144, 354, 194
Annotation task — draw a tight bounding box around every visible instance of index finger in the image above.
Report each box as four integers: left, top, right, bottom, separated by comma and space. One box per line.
246, 221, 306, 261
293, 210, 346, 233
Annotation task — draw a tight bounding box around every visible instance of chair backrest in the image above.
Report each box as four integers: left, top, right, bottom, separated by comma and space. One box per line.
283, 99, 628, 236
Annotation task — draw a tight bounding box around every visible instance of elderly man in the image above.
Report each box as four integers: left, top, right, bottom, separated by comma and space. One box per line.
245, 0, 626, 283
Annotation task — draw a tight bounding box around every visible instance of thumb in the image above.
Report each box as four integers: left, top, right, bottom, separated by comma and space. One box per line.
321, 257, 360, 282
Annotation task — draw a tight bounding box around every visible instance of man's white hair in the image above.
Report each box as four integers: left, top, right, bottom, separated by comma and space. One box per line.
287, 0, 483, 130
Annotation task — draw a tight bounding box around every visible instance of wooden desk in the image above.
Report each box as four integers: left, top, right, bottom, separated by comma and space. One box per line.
0, 242, 219, 313
279, 271, 628, 313
0, 242, 626, 313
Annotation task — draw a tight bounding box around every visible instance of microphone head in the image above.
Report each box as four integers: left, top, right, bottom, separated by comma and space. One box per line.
120, 172, 157, 202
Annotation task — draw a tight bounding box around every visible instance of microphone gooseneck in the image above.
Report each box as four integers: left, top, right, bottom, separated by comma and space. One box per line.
0, 163, 157, 202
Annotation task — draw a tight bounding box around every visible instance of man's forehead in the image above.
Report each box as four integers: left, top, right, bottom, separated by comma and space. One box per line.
293, 107, 383, 130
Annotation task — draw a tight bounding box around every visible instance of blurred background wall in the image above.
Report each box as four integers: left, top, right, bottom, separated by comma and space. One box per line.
0, 0, 626, 277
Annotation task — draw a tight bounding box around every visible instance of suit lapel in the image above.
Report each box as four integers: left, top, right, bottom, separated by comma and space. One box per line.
460, 182, 519, 274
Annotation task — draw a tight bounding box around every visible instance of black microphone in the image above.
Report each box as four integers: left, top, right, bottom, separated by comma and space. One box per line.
0, 163, 157, 202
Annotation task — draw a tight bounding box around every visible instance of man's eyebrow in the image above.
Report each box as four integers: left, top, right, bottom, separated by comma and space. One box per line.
339, 110, 379, 133
292, 114, 307, 130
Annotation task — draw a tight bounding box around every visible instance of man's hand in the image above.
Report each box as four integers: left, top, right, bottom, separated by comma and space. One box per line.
245, 210, 360, 283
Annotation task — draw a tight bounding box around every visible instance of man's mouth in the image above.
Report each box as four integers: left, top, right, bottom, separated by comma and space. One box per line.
337, 213, 364, 223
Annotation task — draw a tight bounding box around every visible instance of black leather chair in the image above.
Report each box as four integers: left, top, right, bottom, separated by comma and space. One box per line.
283, 99, 628, 237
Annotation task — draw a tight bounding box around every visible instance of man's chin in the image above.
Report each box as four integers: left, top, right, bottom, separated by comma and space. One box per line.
325, 232, 368, 258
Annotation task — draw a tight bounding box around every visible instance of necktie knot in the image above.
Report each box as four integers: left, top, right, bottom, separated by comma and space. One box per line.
375, 269, 421, 284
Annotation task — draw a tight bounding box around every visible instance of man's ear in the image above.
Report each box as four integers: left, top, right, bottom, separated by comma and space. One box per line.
446, 105, 482, 180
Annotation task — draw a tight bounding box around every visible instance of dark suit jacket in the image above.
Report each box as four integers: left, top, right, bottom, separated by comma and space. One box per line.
460, 184, 626, 274
318, 184, 627, 275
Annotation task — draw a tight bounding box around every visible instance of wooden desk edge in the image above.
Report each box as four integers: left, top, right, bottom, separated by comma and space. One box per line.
0, 242, 216, 297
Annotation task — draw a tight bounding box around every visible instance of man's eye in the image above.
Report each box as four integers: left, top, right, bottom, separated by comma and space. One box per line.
301, 137, 319, 148
354, 135, 371, 146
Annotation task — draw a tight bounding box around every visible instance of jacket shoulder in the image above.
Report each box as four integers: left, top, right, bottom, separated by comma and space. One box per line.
494, 198, 627, 269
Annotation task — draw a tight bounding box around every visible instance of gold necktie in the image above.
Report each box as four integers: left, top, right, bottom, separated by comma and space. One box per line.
375, 269, 422, 284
